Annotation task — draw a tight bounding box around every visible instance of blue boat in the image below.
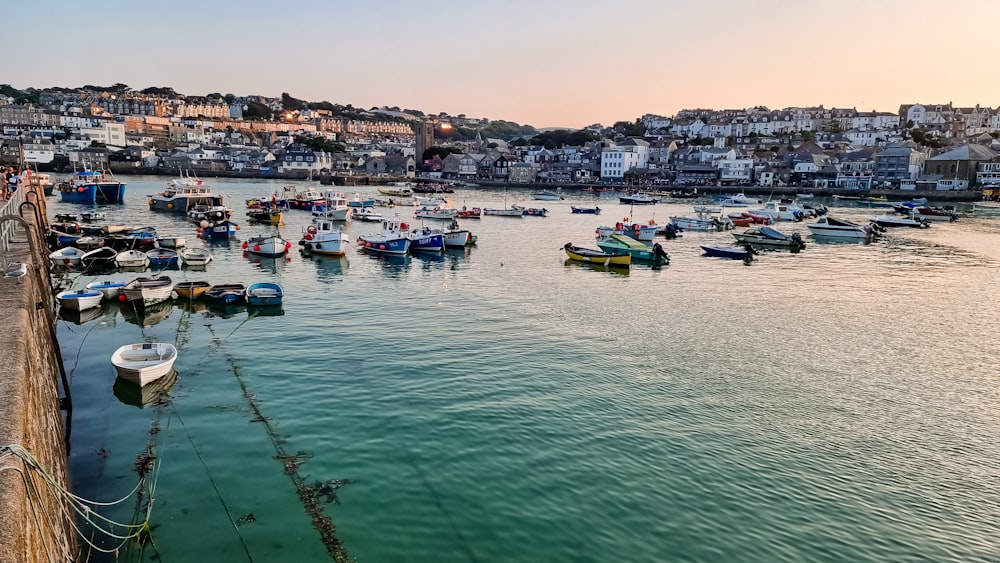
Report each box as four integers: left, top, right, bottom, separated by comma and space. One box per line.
56, 170, 126, 204
571, 206, 601, 214
205, 283, 246, 304
201, 220, 239, 241
245, 282, 283, 306
145, 248, 181, 269
357, 217, 410, 255
406, 225, 444, 252
700, 244, 757, 261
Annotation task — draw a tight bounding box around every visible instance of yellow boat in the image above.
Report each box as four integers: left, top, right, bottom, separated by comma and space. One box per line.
562, 243, 631, 267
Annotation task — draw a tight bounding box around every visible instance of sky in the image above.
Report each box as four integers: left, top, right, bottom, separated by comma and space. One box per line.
3, 0, 1000, 129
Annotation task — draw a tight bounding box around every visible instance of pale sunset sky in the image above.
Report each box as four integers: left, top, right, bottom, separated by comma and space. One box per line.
3, 0, 998, 129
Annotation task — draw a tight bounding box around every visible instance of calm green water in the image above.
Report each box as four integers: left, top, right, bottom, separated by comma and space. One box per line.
56, 177, 1000, 562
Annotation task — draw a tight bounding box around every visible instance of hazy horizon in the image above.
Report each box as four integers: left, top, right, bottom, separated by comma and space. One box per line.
4, 0, 1000, 129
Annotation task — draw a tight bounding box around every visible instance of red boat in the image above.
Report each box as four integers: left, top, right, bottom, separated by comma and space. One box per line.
728, 211, 771, 225
456, 206, 482, 219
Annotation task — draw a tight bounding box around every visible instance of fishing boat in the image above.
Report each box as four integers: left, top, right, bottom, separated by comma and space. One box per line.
173, 281, 212, 300
511, 205, 549, 217
49, 247, 85, 268
356, 217, 411, 255
57, 170, 126, 204
407, 225, 445, 252
199, 220, 239, 240
285, 186, 327, 211
301, 220, 349, 256
532, 190, 564, 201
456, 206, 482, 219
596, 234, 670, 265
56, 289, 103, 311
442, 219, 476, 248
562, 242, 631, 266
749, 200, 807, 221
321, 190, 352, 221
25, 171, 54, 196
205, 283, 246, 304
122, 276, 174, 306
80, 247, 119, 270
86, 280, 126, 300
571, 206, 601, 214
246, 207, 285, 225
246, 282, 284, 306
732, 227, 807, 250
596, 221, 660, 241
414, 205, 458, 220
115, 249, 151, 269
149, 178, 224, 212
378, 184, 414, 197
348, 193, 376, 208
806, 216, 876, 239
716, 193, 761, 206
701, 244, 757, 261
483, 207, 524, 217
110, 342, 178, 387
188, 204, 234, 223
243, 235, 290, 257
145, 248, 182, 269
178, 247, 212, 267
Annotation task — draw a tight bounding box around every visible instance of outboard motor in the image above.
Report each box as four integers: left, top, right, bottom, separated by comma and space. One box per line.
652, 242, 670, 265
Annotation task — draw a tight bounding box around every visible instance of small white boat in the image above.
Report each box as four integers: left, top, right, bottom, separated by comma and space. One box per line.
669, 214, 734, 232
111, 343, 178, 386
157, 236, 187, 249
49, 247, 85, 267
352, 207, 384, 222
80, 247, 119, 270
116, 249, 150, 269
56, 289, 103, 311
178, 247, 213, 266
532, 190, 564, 201
749, 201, 806, 222
86, 280, 126, 300
301, 220, 349, 256
414, 205, 458, 220
243, 235, 290, 257
123, 276, 174, 306
806, 216, 875, 239
75, 236, 105, 250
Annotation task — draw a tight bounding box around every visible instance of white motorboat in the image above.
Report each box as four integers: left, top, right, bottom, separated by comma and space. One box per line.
111, 342, 178, 386
749, 201, 806, 222
352, 207, 384, 222
56, 289, 103, 311
115, 249, 150, 269
301, 219, 349, 256
178, 247, 213, 266
910, 206, 958, 222
669, 214, 734, 232
870, 215, 930, 229
442, 219, 476, 248
244, 235, 290, 257
123, 276, 174, 306
150, 178, 224, 212
806, 216, 876, 239
532, 190, 564, 201
49, 247, 85, 268
321, 190, 352, 221
86, 280, 126, 300
414, 205, 458, 220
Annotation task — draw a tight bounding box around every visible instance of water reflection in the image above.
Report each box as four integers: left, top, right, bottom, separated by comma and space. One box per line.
413, 251, 445, 270
247, 304, 285, 317
304, 254, 349, 281
120, 299, 175, 327
246, 252, 291, 274
360, 250, 410, 277
205, 301, 247, 319
563, 259, 630, 277
113, 369, 178, 409
58, 301, 114, 325
175, 299, 208, 314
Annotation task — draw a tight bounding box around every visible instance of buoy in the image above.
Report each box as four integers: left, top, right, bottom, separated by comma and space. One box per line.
241, 241, 248, 249
304, 234, 313, 241
200, 220, 209, 228
148, 200, 154, 206
285, 241, 292, 248
77, 187, 84, 193
167, 203, 173, 209
195, 227, 204, 233
253, 245, 260, 251
380, 244, 386, 250
118, 294, 127, 302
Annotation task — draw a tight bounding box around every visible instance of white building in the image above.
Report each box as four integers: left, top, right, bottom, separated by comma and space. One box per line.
23, 141, 55, 164
79, 122, 127, 149
599, 139, 649, 182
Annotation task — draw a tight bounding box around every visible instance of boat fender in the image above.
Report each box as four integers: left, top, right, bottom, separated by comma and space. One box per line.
307, 226, 317, 235
304, 234, 313, 241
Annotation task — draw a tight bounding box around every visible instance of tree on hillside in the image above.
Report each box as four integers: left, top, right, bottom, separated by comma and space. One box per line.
282, 92, 306, 111
140, 86, 179, 98
294, 135, 346, 153
422, 147, 462, 161
243, 101, 273, 120
613, 119, 646, 137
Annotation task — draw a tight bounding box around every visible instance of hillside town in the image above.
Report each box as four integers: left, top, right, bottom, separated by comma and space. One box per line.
2, 86, 1000, 191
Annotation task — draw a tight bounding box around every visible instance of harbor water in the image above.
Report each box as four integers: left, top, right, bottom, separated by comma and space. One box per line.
56, 177, 1000, 562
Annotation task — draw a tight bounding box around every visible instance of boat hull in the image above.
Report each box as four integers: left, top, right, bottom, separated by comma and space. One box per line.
246, 282, 284, 306
111, 343, 177, 386
563, 244, 631, 266
123, 277, 174, 306
57, 291, 103, 311
86, 281, 126, 300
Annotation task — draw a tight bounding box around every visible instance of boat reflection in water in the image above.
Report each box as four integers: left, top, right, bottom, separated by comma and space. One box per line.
247, 252, 290, 274
113, 369, 178, 409
59, 301, 116, 325
303, 254, 348, 282
205, 301, 247, 319
360, 251, 410, 278
247, 304, 285, 317
563, 259, 630, 277
175, 298, 208, 314
120, 299, 175, 328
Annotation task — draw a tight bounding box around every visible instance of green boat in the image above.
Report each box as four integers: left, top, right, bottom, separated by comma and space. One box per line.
596, 234, 670, 266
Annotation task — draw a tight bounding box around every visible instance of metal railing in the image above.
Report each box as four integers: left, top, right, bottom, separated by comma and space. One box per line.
0, 187, 27, 253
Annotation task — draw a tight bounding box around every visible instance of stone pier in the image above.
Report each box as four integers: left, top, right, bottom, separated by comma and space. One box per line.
0, 187, 77, 562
